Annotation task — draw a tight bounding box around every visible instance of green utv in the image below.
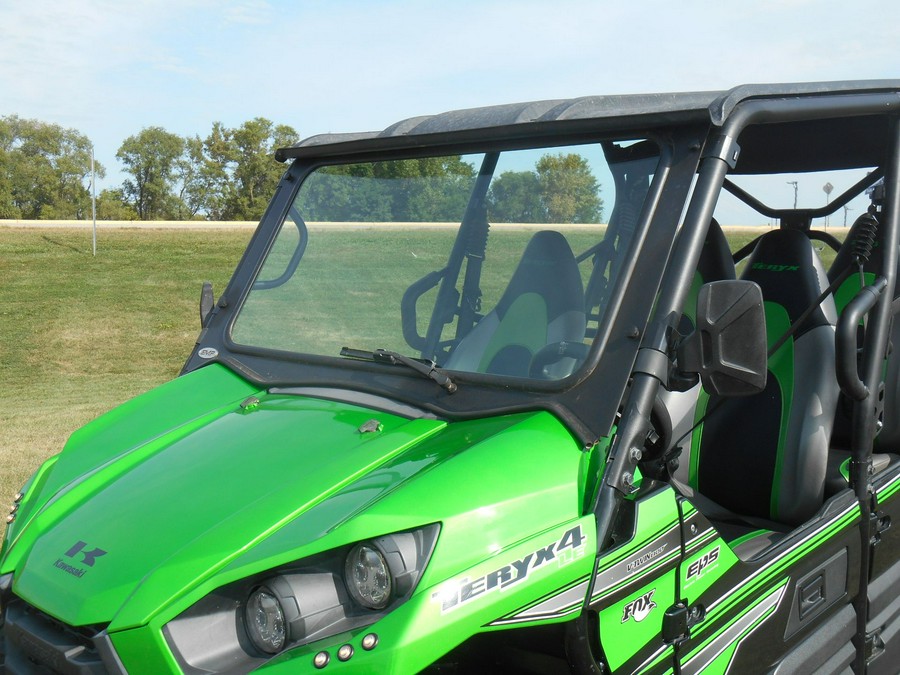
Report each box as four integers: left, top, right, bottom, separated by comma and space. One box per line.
5, 81, 900, 675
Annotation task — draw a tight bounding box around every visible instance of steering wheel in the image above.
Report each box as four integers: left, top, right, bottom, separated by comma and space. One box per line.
528, 341, 591, 379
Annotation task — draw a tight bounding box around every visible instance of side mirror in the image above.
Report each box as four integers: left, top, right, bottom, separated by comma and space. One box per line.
677, 280, 767, 397
200, 281, 215, 326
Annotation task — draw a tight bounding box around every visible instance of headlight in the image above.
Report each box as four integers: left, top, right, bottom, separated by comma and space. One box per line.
345, 543, 391, 609
164, 524, 439, 672
245, 586, 287, 654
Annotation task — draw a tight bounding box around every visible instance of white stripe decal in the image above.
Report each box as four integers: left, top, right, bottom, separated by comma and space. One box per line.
683, 584, 786, 675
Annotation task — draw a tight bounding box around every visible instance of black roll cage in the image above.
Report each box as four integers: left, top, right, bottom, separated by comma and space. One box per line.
588, 88, 900, 674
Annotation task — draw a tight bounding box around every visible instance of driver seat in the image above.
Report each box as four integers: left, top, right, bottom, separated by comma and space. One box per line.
444, 230, 586, 377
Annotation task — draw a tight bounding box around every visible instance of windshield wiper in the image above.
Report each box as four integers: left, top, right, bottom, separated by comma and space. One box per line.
340, 347, 457, 393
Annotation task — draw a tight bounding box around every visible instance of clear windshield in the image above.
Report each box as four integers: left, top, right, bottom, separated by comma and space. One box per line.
232, 140, 658, 381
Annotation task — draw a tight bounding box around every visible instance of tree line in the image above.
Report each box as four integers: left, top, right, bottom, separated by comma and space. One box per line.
1, 115, 603, 223
0, 115, 298, 221
300, 154, 603, 223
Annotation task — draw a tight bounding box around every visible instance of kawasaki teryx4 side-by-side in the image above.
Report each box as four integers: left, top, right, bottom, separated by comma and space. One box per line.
5, 81, 900, 674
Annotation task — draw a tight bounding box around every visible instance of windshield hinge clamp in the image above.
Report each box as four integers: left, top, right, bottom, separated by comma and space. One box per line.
702, 134, 741, 169
633, 347, 670, 386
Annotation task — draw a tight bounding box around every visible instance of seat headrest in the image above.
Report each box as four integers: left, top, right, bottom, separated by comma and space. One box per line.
741, 229, 836, 331
496, 230, 584, 320
698, 218, 736, 284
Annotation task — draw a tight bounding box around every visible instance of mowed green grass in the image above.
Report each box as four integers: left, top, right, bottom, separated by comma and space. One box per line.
0, 226, 834, 534
0, 227, 251, 526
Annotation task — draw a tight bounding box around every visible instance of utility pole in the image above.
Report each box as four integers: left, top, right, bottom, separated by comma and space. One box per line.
787, 180, 798, 209
844, 204, 852, 227
91, 146, 97, 256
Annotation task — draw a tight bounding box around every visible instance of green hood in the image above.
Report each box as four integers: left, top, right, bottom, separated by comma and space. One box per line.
7, 366, 446, 628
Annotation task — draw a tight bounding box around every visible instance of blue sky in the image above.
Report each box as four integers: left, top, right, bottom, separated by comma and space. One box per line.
2, 0, 900, 223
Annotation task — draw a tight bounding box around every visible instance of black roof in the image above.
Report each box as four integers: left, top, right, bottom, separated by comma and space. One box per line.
276, 80, 900, 171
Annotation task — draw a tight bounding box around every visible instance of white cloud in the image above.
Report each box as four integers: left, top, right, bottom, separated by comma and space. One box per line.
221, 0, 273, 26
1, 0, 898, 192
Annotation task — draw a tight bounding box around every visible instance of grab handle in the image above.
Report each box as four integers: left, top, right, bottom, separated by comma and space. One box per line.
836, 276, 887, 401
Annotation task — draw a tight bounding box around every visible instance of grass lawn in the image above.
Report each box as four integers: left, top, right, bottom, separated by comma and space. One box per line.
0, 227, 251, 530
0, 225, 841, 538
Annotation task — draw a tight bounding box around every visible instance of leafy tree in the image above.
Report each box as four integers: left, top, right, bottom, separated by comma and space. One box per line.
535, 153, 603, 223
96, 188, 138, 220
487, 170, 544, 223
300, 163, 393, 222
117, 127, 184, 220
392, 157, 476, 221
0, 115, 104, 219
487, 153, 603, 224
223, 118, 299, 220
198, 122, 234, 220
172, 135, 216, 219
299, 157, 476, 222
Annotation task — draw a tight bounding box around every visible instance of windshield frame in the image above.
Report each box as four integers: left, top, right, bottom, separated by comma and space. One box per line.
197, 125, 705, 445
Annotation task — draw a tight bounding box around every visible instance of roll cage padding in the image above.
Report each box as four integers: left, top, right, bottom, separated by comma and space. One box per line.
692, 229, 839, 526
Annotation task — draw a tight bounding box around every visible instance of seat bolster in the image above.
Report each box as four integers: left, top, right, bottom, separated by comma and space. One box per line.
443, 313, 500, 371
547, 309, 587, 345
777, 325, 839, 525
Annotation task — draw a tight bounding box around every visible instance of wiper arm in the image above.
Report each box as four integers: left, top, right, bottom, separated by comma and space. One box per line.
340, 347, 457, 394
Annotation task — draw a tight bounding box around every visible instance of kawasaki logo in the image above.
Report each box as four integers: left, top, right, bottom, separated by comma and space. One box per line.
52, 540, 107, 578
622, 589, 657, 623
65, 540, 107, 566
434, 525, 586, 613
751, 263, 799, 272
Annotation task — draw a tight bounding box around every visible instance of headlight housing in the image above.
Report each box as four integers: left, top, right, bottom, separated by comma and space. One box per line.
164, 524, 439, 672
345, 543, 391, 609
245, 586, 287, 654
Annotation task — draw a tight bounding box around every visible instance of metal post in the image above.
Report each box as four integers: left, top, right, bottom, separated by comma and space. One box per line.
787, 180, 798, 209
91, 147, 97, 256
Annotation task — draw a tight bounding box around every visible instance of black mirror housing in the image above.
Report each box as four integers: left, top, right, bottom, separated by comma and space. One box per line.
677, 280, 768, 397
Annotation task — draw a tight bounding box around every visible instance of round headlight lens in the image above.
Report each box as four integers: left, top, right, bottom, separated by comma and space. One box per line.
244, 587, 286, 654
345, 543, 392, 609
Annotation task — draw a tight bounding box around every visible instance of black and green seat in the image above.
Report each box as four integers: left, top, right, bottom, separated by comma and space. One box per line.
660, 219, 736, 449
688, 228, 839, 527
444, 230, 586, 378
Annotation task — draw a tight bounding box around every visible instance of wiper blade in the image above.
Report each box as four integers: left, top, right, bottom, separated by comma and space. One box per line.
340, 347, 457, 393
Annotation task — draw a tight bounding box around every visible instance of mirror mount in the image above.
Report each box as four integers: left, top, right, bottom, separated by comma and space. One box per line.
675, 280, 768, 397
